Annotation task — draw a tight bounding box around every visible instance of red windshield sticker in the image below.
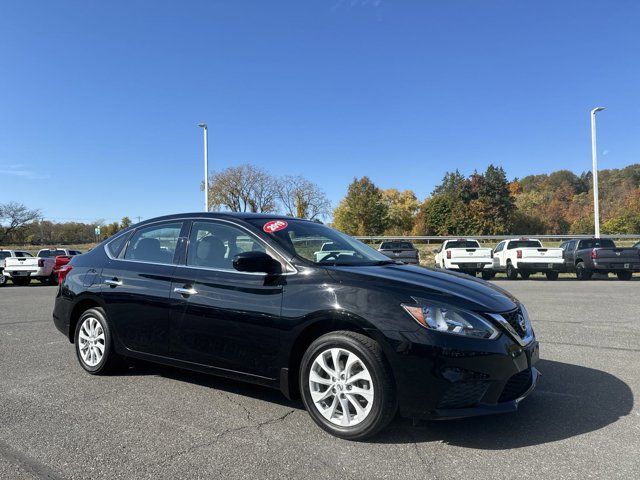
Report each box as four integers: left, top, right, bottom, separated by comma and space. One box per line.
263, 220, 288, 233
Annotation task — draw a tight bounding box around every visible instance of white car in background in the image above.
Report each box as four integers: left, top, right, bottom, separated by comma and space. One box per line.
0, 250, 34, 286
434, 239, 493, 279
492, 238, 564, 280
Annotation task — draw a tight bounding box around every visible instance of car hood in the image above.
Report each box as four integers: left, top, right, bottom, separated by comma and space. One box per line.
326, 264, 518, 313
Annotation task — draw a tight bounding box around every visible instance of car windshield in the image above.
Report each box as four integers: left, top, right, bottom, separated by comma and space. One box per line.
446, 240, 480, 249
507, 240, 542, 249
248, 219, 394, 266
0, 251, 10, 259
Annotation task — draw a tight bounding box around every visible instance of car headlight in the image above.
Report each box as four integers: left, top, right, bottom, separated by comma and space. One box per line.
401, 303, 500, 339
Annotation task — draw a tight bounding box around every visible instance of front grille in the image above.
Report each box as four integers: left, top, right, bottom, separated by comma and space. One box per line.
437, 381, 490, 409
499, 369, 532, 402
501, 307, 526, 337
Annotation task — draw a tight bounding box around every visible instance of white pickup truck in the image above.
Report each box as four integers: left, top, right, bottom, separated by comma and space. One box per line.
434, 239, 494, 279
492, 238, 564, 280
3, 248, 76, 286
0, 250, 34, 286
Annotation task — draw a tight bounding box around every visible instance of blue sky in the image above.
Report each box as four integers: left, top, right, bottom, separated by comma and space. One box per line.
1, 0, 639, 223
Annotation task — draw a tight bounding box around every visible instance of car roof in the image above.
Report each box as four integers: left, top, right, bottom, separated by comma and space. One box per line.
135, 212, 302, 226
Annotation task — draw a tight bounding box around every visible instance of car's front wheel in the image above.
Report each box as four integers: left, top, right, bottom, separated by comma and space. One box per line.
0, 272, 6, 286
575, 262, 592, 281
300, 331, 397, 441
74, 307, 124, 374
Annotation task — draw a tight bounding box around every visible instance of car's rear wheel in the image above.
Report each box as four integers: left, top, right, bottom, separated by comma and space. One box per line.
47, 273, 58, 285
519, 271, 531, 280
506, 263, 518, 280
616, 271, 633, 281
575, 262, 592, 280
12, 277, 31, 286
74, 307, 124, 374
0, 273, 6, 286
300, 331, 397, 441
481, 270, 493, 280
546, 271, 559, 281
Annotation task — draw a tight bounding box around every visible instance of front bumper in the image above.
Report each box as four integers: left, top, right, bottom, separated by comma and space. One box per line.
373, 327, 540, 420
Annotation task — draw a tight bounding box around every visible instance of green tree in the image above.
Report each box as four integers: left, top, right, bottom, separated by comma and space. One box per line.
120, 217, 132, 229
333, 177, 389, 235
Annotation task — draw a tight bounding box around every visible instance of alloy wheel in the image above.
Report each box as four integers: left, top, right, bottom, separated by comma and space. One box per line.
308, 348, 374, 427
78, 317, 105, 367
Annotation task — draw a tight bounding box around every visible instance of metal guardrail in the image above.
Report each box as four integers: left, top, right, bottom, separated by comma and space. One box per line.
355, 234, 640, 243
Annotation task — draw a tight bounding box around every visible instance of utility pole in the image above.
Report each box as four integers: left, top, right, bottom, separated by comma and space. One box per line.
198, 123, 209, 212
590, 107, 605, 238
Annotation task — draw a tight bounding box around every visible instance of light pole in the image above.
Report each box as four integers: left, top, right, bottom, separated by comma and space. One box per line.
198, 123, 209, 212
590, 107, 605, 238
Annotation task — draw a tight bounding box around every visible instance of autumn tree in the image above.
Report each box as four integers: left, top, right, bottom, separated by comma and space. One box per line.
333, 177, 389, 235
205, 164, 279, 213
383, 189, 419, 235
278, 175, 331, 220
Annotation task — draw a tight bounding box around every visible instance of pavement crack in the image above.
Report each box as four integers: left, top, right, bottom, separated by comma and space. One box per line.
150, 409, 296, 468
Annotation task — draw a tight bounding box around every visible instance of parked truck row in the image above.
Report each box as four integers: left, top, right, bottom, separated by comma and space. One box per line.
378, 237, 640, 281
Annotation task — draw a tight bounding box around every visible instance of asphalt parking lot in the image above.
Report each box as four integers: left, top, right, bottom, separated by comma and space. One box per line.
1, 279, 639, 480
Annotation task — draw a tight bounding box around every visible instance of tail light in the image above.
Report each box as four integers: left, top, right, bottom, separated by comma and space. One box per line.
516, 250, 522, 259
591, 248, 598, 259
38, 259, 45, 267
57, 264, 73, 283
446, 250, 451, 259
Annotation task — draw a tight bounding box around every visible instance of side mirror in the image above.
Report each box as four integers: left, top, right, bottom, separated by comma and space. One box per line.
233, 251, 282, 275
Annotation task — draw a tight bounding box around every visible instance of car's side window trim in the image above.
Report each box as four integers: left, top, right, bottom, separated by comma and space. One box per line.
179, 218, 296, 275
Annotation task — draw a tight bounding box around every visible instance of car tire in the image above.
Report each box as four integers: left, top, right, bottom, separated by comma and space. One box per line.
47, 273, 58, 285
300, 331, 397, 441
12, 277, 31, 286
481, 270, 493, 280
575, 262, 592, 281
519, 271, 531, 280
546, 271, 559, 281
0, 273, 6, 286
74, 307, 125, 375
616, 271, 633, 281
506, 263, 518, 280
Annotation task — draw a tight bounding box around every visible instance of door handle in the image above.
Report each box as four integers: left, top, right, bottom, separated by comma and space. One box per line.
174, 287, 197, 296
105, 278, 122, 287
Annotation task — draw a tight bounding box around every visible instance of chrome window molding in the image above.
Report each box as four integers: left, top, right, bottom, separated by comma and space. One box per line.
103, 216, 298, 275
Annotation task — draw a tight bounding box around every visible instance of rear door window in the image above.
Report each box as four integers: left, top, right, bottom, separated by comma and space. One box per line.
124, 223, 182, 264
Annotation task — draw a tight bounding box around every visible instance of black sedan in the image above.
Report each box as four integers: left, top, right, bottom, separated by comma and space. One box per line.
53, 213, 539, 440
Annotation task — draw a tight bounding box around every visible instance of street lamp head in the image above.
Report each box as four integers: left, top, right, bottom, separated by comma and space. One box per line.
198, 123, 207, 129
591, 107, 605, 114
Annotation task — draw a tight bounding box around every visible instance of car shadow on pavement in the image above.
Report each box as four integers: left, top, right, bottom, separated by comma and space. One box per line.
375, 359, 634, 448
121, 360, 304, 410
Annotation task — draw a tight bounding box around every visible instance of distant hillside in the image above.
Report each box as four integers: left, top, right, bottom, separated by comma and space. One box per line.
512, 164, 640, 234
